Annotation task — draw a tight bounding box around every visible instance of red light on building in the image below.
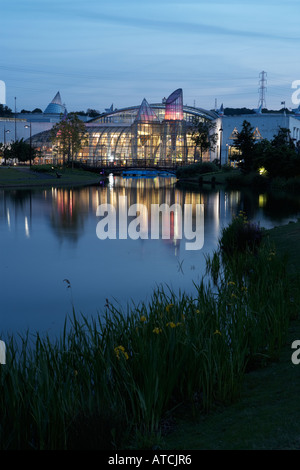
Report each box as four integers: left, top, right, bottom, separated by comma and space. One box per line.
164, 89, 183, 121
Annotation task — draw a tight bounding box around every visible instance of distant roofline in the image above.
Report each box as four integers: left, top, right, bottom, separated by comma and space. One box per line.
223, 113, 299, 118
90, 103, 219, 122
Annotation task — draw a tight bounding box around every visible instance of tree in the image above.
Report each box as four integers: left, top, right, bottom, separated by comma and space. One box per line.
231, 120, 256, 173
271, 127, 295, 150
50, 114, 88, 167
0, 142, 12, 165
86, 108, 100, 118
4, 139, 38, 165
252, 138, 272, 170
0, 143, 4, 163
261, 128, 299, 178
191, 119, 218, 162
68, 109, 100, 117
251, 127, 300, 178
0, 104, 13, 117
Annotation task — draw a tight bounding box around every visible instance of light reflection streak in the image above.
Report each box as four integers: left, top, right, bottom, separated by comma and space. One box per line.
25, 217, 30, 238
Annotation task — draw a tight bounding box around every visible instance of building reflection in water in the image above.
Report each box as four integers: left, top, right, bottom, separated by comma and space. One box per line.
1, 176, 298, 254
0, 178, 232, 254
98, 176, 210, 253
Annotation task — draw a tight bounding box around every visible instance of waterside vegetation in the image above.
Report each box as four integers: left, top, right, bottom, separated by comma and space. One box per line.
176, 120, 300, 195
0, 214, 299, 450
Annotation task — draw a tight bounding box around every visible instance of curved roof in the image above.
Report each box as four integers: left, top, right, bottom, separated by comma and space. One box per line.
165, 88, 183, 120
91, 103, 218, 124
166, 88, 183, 104
89, 89, 218, 124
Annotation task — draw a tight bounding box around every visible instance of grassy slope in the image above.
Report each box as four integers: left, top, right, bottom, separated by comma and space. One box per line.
163, 221, 300, 450
176, 169, 240, 187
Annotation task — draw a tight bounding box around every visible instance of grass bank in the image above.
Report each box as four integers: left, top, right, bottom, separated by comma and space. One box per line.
162, 220, 300, 450
176, 164, 300, 197
176, 164, 238, 188
176, 170, 237, 188
0, 165, 104, 188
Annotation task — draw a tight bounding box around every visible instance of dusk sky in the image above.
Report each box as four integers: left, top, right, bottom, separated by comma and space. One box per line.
1, 0, 300, 113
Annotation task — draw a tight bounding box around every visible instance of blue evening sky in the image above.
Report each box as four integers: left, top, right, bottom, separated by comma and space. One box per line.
1, 0, 300, 113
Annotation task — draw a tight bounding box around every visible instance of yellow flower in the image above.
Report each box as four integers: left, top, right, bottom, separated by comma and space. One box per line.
195, 309, 201, 314
227, 281, 236, 286
213, 330, 222, 336
231, 293, 237, 298
166, 321, 176, 328
166, 303, 174, 313
114, 345, 129, 360
241, 286, 248, 293
140, 315, 147, 323
153, 327, 162, 334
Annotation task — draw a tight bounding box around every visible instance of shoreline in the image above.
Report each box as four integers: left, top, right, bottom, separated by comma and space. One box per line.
0, 166, 106, 189
0, 179, 104, 189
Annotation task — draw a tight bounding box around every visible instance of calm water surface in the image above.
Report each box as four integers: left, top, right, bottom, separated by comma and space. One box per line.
1, 175, 299, 338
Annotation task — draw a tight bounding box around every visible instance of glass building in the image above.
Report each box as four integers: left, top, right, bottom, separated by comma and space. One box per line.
44, 91, 67, 115
31, 89, 219, 165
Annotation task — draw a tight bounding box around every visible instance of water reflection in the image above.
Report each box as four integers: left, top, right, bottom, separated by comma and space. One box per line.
0, 177, 299, 337
50, 188, 86, 243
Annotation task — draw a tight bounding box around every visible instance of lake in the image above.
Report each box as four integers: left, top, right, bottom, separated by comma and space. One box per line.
1, 175, 299, 339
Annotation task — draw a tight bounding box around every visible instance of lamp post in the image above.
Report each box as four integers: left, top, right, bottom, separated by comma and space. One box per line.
24, 123, 32, 167
3, 128, 10, 165
219, 127, 223, 168
14, 97, 17, 141
3, 126, 10, 146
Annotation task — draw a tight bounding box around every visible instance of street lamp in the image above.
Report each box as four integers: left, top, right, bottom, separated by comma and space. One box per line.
219, 127, 223, 168
24, 123, 32, 167
3, 128, 10, 165
14, 97, 17, 141
3, 127, 10, 146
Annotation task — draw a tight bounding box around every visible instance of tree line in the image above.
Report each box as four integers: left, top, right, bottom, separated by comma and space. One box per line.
0, 104, 100, 117
232, 120, 300, 178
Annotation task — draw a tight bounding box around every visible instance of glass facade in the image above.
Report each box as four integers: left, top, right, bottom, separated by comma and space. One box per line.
31, 89, 219, 165
164, 88, 184, 121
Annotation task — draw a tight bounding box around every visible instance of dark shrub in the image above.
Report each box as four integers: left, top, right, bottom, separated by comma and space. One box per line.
176, 162, 219, 178
220, 212, 264, 256
225, 171, 269, 191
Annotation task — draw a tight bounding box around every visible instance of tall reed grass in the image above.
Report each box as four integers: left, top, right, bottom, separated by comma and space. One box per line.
0, 215, 298, 449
